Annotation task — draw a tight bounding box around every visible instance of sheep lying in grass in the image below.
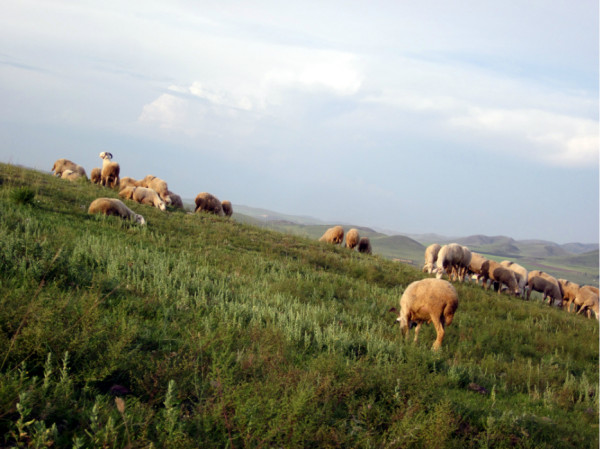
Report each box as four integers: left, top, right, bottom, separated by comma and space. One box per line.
147, 176, 172, 204
194, 192, 224, 216
221, 200, 233, 217
501, 261, 528, 297
435, 244, 463, 281
88, 198, 146, 225
422, 243, 441, 273
119, 177, 139, 190
357, 237, 372, 254
389, 278, 458, 351
60, 169, 86, 181
90, 167, 102, 184
99, 152, 120, 189
558, 279, 580, 312
118, 185, 137, 200
345, 228, 360, 250
527, 275, 563, 305
51, 158, 86, 178
573, 286, 599, 319
319, 226, 344, 245
132, 187, 167, 211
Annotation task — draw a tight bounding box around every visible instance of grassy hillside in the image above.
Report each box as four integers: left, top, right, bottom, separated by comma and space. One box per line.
0, 163, 598, 448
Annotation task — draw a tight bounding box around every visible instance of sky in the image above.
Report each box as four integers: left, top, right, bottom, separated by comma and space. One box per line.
0, 0, 598, 244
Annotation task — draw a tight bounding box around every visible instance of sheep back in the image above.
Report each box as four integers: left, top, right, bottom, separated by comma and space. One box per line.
319, 226, 344, 245
194, 192, 224, 216
345, 228, 360, 250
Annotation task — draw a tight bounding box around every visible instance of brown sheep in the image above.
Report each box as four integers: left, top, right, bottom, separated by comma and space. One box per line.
527, 276, 563, 305
221, 200, 233, 217
528, 270, 561, 305
51, 158, 86, 178
132, 187, 167, 211
422, 243, 441, 273
435, 244, 463, 281
88, 198, 145, 225
345, 228, 360, 250
389, 278, 458, 351
573, 286, 599, 319
357, 237, 372, 254
558, 279, 580, 312
90, 167, 102, 184
468, 252, 488, 285
319, 226, 344, 245
99, 152, 120, 189
480, 260, 520, 295
500, 261, 528, 297
194, 192, 224, 216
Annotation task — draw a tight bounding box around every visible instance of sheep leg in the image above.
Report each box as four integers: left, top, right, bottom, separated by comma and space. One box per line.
413, 322, 422, 343
430, 316, 444, 351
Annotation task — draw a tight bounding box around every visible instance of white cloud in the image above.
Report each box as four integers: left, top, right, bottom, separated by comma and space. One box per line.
138, 93, 191, 131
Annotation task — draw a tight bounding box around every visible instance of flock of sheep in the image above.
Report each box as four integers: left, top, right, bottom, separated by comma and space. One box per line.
423, 242, 599, 320
50, 153, 233, 224
318, 225, 372, 254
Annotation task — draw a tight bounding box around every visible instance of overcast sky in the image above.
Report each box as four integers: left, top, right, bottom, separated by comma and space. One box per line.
1, 0, 598, 243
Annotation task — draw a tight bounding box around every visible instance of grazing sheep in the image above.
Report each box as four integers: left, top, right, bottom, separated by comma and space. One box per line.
528, 270, 562, 305
357, 237, 372, 254
194, 192, 224, 216
573, 286, 599, 319
132, 187, 167, 211
422, 243, 441, 274
60, 169, 85, 181
88, 198, 145, 225
119, 177, 139, 190
527, 276, 563, 305
467, 253, 488, 285
221, 200, 233, 217
558, 279, 580, 312
458, 246, 472, 282
90, 167, 102, 184
147, 176, 172, 204
480, 260, 519, 295
389, 278, 458, 351
319, 226, 344, 245
99, 152, 120, 189
500, 261, 529, 297
51, 158, 86, 178
345, 228, 360, 250
167, 191, 184, 209
435, 244, 464, 281
118, 185, 137, 201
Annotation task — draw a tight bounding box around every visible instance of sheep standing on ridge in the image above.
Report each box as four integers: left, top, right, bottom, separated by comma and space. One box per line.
389, 278, 458, 351
88, 198, 146, 225
319, 226, 344, 245
422, 243, 441, 274
90, 167, 102, 184
51, 158, 86, 178
221, 200, 233, 217
99, 152, 120, 189
358, 237, 372, 254
194, 192, 224, 216
132, 187, 167, 211
345, 228, 360, 250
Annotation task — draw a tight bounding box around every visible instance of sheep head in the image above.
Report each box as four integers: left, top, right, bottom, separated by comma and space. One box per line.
135, 214, 146, 226
99, 151, 113, 160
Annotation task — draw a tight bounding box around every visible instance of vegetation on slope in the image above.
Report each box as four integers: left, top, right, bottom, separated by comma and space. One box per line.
0, 163, 598, 448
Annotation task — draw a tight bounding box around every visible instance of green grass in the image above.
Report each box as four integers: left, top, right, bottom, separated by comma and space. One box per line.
0, 162, 598, 448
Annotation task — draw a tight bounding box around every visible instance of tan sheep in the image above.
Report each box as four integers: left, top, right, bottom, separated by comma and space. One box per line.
319, 226, 344, 245
500, 261, 529, 297
528, 270, 562, 305
527, 275, 563, 305
558, 279, 580, 312
90, 167, 102, 184
119, 177, 139, 190
147, 177, 172, 204
132, 187, 167, 211
467, 252, 488, 285
221, 200, 233, 217
435, 244, 464, 281
88, 198, 145, 225
573, 286, 599, 319
51, 158, 86, 178
357, 237, 372, 254
480, 260, 520, 295
118, 185, 137, 201
345, 228, 360, 250
194, 192, 224, 216
422, 243, 441, 273
99, 152, 120, 189
60, 169, 85, 181
389, 278, 458, 351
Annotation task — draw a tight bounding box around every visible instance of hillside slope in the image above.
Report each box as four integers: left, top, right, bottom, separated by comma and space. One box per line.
0, 163, 598, 448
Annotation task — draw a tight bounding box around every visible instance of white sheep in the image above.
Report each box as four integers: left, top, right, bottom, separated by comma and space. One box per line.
60, 169, 85, 181
389, 278, 458, 351
422, 243, 441, 274
88, 198, 146, 225
458, 246, 472, 282
99, 152, 120, 189
435, 244, 464, 281
132, 187, 167, 211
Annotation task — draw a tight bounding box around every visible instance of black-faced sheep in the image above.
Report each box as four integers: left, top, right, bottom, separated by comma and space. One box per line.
133, 187, 167, 211
345, 228, 360, 250
357, 237, 372, 254
527, 275, 563, 305
60, 169, 85, 181
99, 152, 120, 189
51, 158, 86, 178
480, 260, 520, 295
389, 278, 458, 351
194, 192, 224, 216
573, 285, 599, 319
90, 167, 102, 184
221, 200, 233, 217
558, 279, 580, 312
319, 226, 344, 245
422, 243, 441, 274
500, 261, 528, 297
435, 244, 463, 281
88, 198, 145, 225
